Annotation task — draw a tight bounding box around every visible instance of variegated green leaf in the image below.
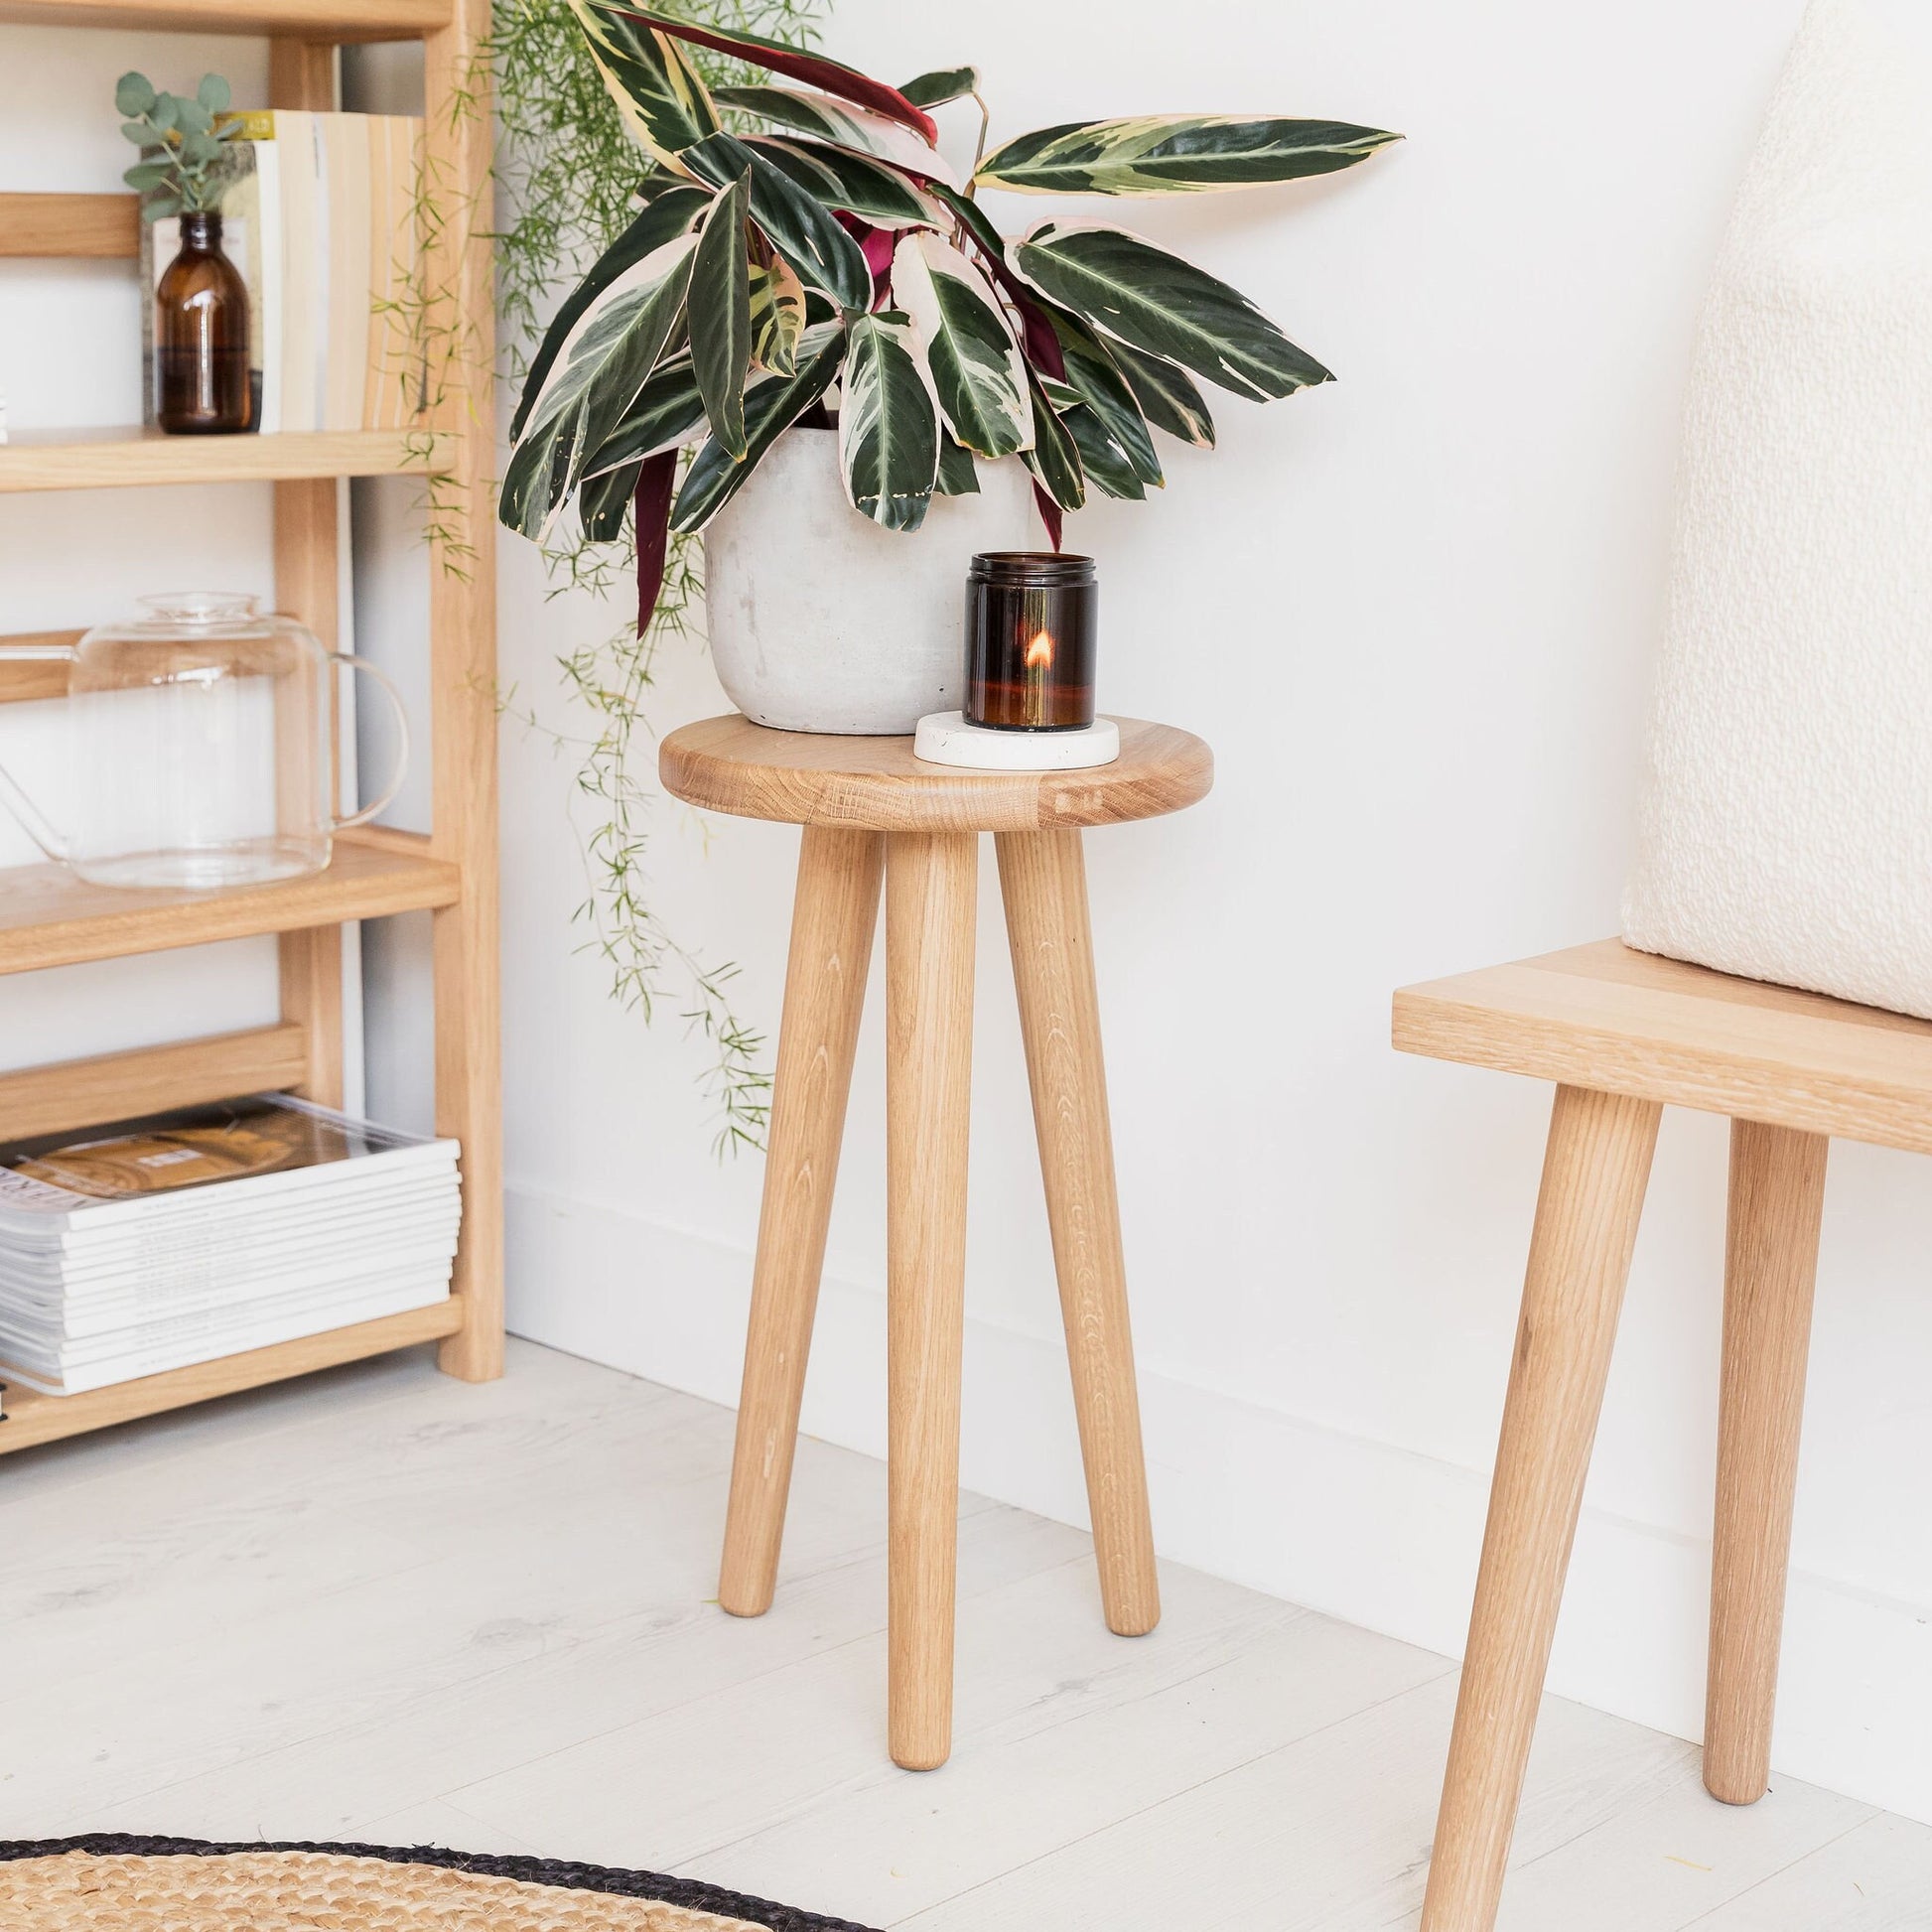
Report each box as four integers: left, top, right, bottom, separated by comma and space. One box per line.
892, 231, 1033, 461
1106, 338, 1215, 448
748, 255, 806, 374
579, 355, 708, 479
749, 136, 946, 227
900, 67, 981, 111
1060, 404, 1146, 500
926, 179, 1010, 274
976, 116, 1399, 196
500, 231, 698, 541
566, 0, 719, 165
711, 84, 959, 187
672, 322, 846, 533
839, 311, 940, 531
1018, 370, 1085, 513
581, 458, 642, 541
510, 185, 706, 444
936, 430, 980, 494
1047, 307, 1161, 486
1011, 219, 1330, 402
689, 169, 753, 459
681, 129, 871, 313
597, 5, 940, 144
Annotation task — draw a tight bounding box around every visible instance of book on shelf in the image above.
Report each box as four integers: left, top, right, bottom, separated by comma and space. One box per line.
0, 1094, 461, 1398
140, 110, 426, 435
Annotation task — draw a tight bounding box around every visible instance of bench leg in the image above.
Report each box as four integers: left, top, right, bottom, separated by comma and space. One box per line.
719, 826, 883, 1617
885, 829, 978, 1771
1421, 1083, 1660, 1932
996, 828, 1160, 1638
1704, 1119, 1828, 1804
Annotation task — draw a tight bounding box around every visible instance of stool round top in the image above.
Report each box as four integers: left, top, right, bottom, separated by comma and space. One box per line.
660, 714, 1213, 833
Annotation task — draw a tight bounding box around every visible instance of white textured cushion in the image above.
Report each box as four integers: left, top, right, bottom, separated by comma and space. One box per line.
1621, 0, 1932, 1018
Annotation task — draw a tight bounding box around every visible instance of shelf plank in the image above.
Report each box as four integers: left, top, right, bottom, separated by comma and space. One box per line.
0, 192, 138, 259
0, 632, 79, 705
0, 1299, 464, 1454
0, 1022, 308, 1140
0, 427, 444, 494
0, 832, 461, 976
0, 0, 446, 39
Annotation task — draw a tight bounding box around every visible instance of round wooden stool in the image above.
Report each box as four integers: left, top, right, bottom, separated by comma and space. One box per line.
660, 714, 1213, 1770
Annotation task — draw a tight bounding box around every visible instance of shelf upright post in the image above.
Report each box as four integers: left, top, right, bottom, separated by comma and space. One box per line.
270, 37, 349, 1113
423, 0, 503, 1381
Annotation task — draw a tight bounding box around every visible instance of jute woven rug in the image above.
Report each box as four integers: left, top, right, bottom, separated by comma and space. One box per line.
0, 1837, 879, 1932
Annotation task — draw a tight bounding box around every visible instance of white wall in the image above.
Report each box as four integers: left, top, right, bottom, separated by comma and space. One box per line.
495, 0, 1932, 1829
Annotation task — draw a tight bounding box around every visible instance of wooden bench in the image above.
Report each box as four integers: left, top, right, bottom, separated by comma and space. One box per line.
1392, 938, 1932, 1931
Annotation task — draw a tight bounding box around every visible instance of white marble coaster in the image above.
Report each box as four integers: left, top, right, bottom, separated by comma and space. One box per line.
912, 711, 1121, 770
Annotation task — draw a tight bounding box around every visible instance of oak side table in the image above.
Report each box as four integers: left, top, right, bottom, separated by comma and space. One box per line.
660, 713, 1213, 1770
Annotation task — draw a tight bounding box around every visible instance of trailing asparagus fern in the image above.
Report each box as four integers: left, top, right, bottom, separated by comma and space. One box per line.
488, 0, 828, 1158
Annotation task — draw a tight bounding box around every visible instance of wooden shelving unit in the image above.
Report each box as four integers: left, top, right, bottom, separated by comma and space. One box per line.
0, 0, 445, 40
0, 0, 500, 1452
0, 425, 443, 492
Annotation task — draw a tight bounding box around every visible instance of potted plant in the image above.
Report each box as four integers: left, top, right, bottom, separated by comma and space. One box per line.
500, 2, 1398, 733
117, 70, 251, 434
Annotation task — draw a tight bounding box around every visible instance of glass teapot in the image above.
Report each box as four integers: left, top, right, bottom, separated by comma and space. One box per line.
0, 593, 409, 890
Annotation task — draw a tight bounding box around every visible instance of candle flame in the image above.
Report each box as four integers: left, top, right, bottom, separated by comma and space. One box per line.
1025, 628, 1054, 671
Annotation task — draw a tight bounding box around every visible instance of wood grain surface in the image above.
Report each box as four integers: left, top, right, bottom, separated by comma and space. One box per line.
996, 828, 1160, 1639
0, 1023, 307, 1143
1395, 939, 1932, 1154
0, 0, 444, 37
424, 0, 503, 1383
0, 632, 82, 705
1704, 1119, 1828, 1806
0, 193, 137, 258
885, 829, 978, 1770
660, 714, 1212, 833
0, 1301, 463, 1453
719, 827, 883, 1619
1421, 1083, 1661, 1932
0, 428, 443, 494
0, 834, 460, 977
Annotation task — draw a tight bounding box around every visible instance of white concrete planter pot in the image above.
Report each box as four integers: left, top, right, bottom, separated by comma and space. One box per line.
702, 426, 1035, 735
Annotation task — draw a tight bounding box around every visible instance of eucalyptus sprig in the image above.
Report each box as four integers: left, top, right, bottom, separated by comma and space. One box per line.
116, 71, 243, 220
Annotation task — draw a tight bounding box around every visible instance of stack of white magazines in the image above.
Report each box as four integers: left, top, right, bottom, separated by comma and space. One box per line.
0, 1094, 461, 1397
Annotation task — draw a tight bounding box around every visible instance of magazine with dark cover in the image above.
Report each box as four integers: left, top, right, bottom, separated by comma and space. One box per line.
0, 1096, 461, 1397
0, 1094, 457, 1236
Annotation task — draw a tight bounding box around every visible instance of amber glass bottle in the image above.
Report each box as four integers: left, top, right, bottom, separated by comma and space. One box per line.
155, 210, 250, 434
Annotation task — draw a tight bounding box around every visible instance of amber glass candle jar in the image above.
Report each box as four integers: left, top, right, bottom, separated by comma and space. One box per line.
155, 210, 251, 435
964, 553, 1097, 731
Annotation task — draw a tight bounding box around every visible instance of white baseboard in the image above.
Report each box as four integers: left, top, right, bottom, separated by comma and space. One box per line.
504, 1178, 1932, 1825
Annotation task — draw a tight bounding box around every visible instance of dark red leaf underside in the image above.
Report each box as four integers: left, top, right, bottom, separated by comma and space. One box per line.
634, 449, 679, 635
1015, 295, 1066, 381
835, 213, 898, 302
608, 6, 940, 144
1033, 483, 1063, 551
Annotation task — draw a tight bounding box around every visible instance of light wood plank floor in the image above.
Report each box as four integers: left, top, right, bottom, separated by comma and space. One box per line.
5, 1339, 1928, 1928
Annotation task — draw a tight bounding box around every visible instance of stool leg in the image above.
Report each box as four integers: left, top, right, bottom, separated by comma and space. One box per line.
1421, 1083, 1660, 1932
885, 829, 978, 1771
718, 825, 884, 1618
996, 828, 1160, 1638
1704, 1119, 1827, 1805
